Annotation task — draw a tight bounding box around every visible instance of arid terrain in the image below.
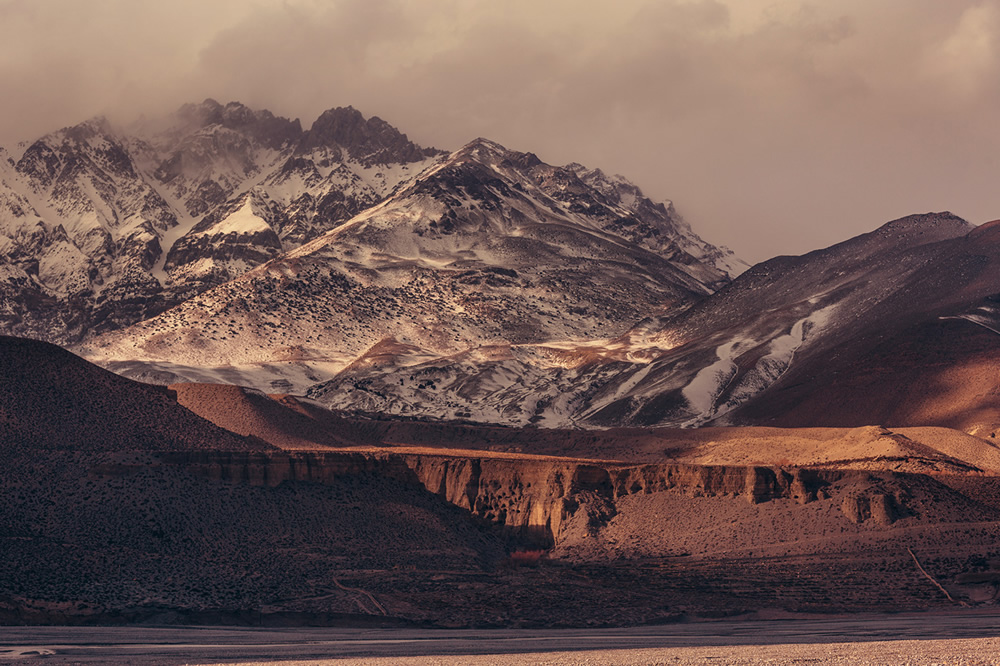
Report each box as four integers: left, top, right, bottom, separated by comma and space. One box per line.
5, 6, 1000, 662
6, 336, 1000, 629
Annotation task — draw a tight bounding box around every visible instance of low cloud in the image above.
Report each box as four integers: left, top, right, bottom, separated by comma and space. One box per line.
2, 0, 999, 262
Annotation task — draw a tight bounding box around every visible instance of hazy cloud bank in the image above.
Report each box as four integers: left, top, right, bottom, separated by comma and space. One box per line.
2, 0, 999, 261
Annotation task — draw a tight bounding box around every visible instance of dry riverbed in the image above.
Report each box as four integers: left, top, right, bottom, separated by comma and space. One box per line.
5, 611, 1000, 664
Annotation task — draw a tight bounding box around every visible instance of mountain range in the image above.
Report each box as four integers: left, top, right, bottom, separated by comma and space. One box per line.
5, 100, 1000, 437
0, 99, 752, 424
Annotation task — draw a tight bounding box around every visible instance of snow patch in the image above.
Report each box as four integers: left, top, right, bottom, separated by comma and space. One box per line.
945, 306, 1000, 336
717, 304, 838, 421
681, 339, 747, 418
38, 240, 91, 295
679, 304, 837, 426
198, 198, 270, 236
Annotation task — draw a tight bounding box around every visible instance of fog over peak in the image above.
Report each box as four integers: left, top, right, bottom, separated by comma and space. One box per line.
2, 0, 999, 262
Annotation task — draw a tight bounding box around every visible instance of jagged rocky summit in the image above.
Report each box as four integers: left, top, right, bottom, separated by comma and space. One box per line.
0, 100, 445, 344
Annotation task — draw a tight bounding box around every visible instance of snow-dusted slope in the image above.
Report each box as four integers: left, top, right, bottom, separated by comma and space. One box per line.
2, 100, 755, 428
78, 137, 739, 411
0, 147, 57, 332
300, 211, 1000, 429
0, 100, 443, 343
1, 118, 179, 336
565, 162, 746, 280
574, 212, 994, 427
142, 101, 442, 296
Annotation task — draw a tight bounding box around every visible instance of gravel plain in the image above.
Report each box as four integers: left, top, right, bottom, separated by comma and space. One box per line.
226, 639, 1000, 665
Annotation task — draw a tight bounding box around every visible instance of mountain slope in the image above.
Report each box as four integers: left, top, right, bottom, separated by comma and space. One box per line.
576, 212, 1000, 430
0, 101, 442, 343
293, 211, 1000, 431
78, 137, 743, 413
731, 317, 1000, 435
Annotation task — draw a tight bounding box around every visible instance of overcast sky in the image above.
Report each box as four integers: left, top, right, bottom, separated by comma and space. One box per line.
1, 0, 999, 263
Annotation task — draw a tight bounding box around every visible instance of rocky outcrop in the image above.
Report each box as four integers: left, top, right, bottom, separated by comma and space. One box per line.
172, 98, 303, 151
298, 106, 442, 164
407, 456, 860, 545
402, 457, 613, 546
404, 458, 846, 545
841, 492, 900, 525
608, 464, 831, 504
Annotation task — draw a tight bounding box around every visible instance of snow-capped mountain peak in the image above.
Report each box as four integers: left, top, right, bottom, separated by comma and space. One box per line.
1, 101, 749, 432
0, 102, 445, 342
77, 133, 744, 414
297, 106, 444, 166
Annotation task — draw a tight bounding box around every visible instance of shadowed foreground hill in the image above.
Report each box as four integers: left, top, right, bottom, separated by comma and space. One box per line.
0, 339, 510, 626
0, 336, 262, 452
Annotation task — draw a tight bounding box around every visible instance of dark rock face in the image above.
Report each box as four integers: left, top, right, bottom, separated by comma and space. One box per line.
299, 106, 443, 164
174, 99, 304, 150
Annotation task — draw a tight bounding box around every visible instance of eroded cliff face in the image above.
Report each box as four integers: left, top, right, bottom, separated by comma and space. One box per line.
113, 451, 908, 547
401, 457, 613, 546
401, 458, 853, 546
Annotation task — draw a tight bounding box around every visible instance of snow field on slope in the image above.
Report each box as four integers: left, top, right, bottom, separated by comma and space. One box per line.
681, 340, 748, 423
678, 304, 838, 426
197, 198, 270, 236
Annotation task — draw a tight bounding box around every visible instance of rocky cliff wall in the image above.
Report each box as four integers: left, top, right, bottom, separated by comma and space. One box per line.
121, 452, 894, 545
401, 458, 848, 545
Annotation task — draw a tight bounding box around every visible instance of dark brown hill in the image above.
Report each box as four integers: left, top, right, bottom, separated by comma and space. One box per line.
0, 336, 264, 452
734, 317, 1000, 436
714, 218, 1000, 432
573, 212, 1000, 433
